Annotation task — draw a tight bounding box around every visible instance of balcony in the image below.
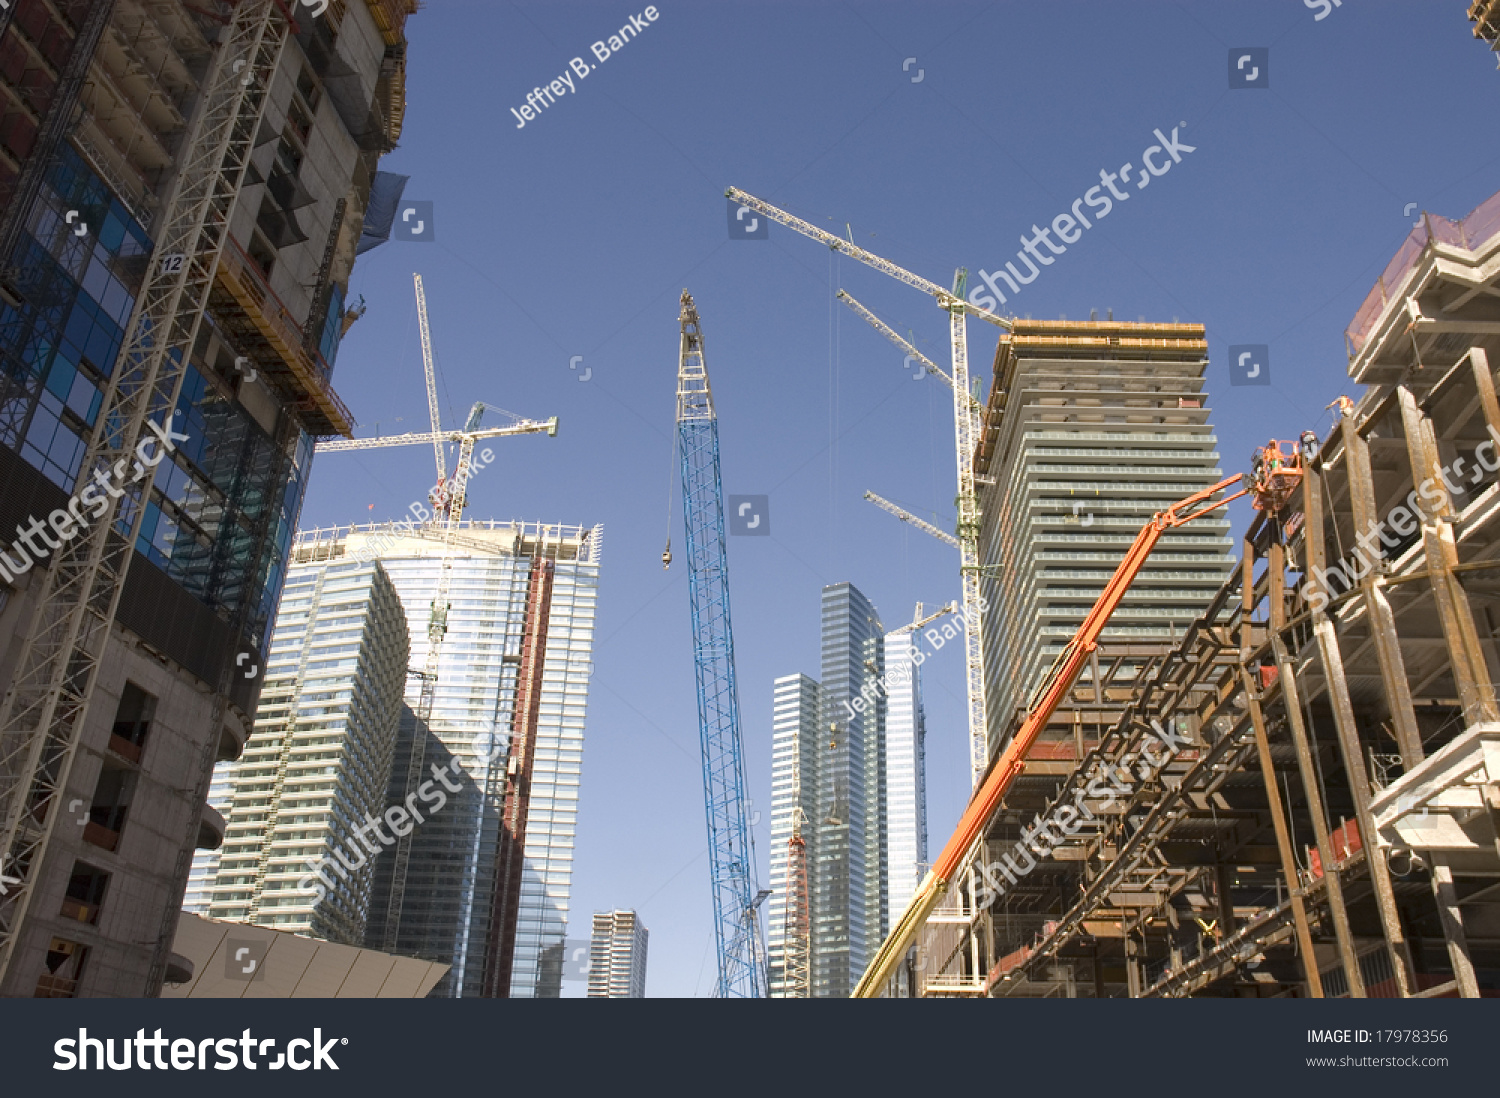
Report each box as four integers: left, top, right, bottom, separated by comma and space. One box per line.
196, 803, 226, 851
217, 708, 250, 762
164, 953, 194, 985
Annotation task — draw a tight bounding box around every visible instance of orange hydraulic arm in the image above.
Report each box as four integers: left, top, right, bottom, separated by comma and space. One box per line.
852, 456, 1292, 997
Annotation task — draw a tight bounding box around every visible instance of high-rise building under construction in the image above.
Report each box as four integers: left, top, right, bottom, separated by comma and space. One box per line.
0, 0, 416, 997
292, 520, 601, 998
973, 320, 1235, 752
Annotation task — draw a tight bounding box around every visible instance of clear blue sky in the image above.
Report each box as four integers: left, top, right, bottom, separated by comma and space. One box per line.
299, 0, 1500, 996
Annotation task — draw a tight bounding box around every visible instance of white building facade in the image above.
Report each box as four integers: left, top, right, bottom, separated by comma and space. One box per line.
587, 909, 648, 998
189, 559, 410, 943
882, 630, 928, 921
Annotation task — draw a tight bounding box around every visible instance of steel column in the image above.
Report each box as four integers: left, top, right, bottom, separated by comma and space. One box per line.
1303, 465, 1415, 996
1341, 418, 1425, 767
1398, 387, 1499, 726
1428, 857, 1481, 998
1269, 538, 1365, 997
1240, 544, 1323, 997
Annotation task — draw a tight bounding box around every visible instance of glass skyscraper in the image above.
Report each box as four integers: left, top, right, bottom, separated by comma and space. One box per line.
771, 587, 935, 997
882, 629, 928, 921
286, 521, 600, 998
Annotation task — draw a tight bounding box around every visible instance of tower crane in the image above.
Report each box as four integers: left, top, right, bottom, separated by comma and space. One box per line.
314, 400, 558, 517
728, 187, 1004, 787
864, 491, 959, 550
669, 289, 763, 997
414, 273, 447, 493
889, 602, 958, 637
780, 749, 810, 999
313, 274, 556, 954
836, 290, 984, 431
852, 441, 1309, 997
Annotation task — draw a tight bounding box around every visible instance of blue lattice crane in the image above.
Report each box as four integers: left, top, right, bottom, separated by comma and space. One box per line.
665, 289, 764, 998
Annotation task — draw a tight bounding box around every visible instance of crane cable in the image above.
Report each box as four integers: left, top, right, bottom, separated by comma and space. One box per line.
663, 422, 677, 568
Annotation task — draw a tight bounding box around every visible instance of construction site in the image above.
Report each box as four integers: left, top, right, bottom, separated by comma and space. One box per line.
890, 190, 1500, 999
0, 0, 1496, 1020
696, 168, 1500, 1000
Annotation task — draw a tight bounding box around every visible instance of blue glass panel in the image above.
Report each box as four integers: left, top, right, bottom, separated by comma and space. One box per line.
44, 358, 75, 402
85, 322, 119, 375
99, 211, 125, 253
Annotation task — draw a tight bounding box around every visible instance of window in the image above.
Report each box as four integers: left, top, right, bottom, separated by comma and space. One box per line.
36, 938, 87, 998
247, 231, 276, 280
84, 763, 136, 851
61, 863, 109, 925
109, 681, 155, 763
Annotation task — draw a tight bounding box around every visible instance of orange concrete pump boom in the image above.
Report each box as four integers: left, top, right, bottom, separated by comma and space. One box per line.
853, 442, 1305, 998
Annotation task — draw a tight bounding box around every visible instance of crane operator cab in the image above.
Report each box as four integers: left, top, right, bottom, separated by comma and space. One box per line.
1249, 439, 1306, 513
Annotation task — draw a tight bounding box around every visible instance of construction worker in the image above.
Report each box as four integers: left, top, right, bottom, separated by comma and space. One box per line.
1300, 429, 1320, 462
1327, 395, 1354, 420
1251, 447, 1267, 487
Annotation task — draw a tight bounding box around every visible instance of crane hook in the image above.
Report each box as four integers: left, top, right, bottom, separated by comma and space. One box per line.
661, 540, 672, 569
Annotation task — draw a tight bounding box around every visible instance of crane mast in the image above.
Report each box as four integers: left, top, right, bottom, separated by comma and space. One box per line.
780, 752, 810, 999
674, 289, 764, 998
414, 273, 446, 487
